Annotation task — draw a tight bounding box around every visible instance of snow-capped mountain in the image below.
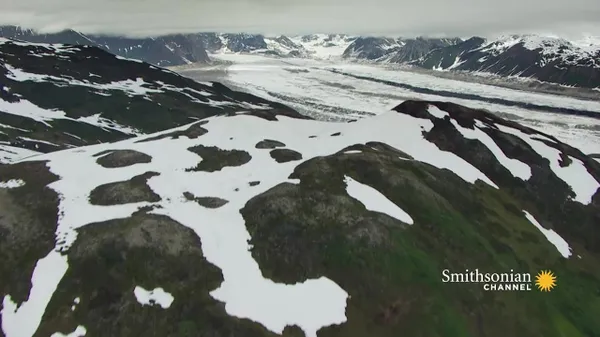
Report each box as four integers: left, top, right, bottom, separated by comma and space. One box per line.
289, 34, 357, 59
0, 28, 356, 64
414, 34, 600, 88
1, 39, 600, 337
3, 25, 599, 89
342, 37, 405, 60
0, 38, 298, 162
199, 33, 356, 60
342, 37, 462, 62
0, 26, 210, 66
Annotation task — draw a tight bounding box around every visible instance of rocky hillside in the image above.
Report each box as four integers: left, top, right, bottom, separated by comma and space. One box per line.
0, 26, 210, 66
342, 37, 461, 62
414, 35, 600, 88
1, 68, 599, 337
0, 38, 300, 162
342, 37, 404, 61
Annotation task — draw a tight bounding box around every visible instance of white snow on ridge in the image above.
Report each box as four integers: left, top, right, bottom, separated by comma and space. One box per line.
427, 106, 532, 181
0, 97, 142, 141
0, 179, 25, 189
0, 38, 82, 54
523, 211, 572, 258
5, 64, 161, 97
0, 144, 42, 164
0, 122, 30, 133
496, 124, 599, 204
0, 97, 68, 126
344, 175, 414, 225
115, 55, 144, 63
17, 136, 59, 147
2, 109, 498, 337
76, 114, 142, 135
133, 286, 174, 309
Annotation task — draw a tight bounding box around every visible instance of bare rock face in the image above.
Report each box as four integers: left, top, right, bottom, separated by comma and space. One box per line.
186, 145, 251, 172
89, 172, 161, 205
269, 149, 303, 163
255, 139, 286, 149
95, 150, 153, 168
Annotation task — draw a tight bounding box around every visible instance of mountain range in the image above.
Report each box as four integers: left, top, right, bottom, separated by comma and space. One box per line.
342, 35, 600, 89
0, 26, 211, 67
2, 25, 599, 88
1, 37, 600, 337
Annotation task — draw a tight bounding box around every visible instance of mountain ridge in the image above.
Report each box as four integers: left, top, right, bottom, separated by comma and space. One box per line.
0, 26, 211, 66
0, 37, 300, 162
3, 25, 599, 88
341, 34, 600, 89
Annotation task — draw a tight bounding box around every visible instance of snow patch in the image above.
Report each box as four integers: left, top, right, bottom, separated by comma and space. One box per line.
344, 175, 414, 224
50, 326, 86, 337
0, 179, 25, 189
133, 286, 174, 309
428, 106, 531, 180
0, 144, 42, 164
0, 97, 67, 126
5, 64, 161, 97
76, 114, 142, 135
17, 136, 59, 147
523, 211, 572, 258
115, 55, 144, 63
71, 297, 80, 311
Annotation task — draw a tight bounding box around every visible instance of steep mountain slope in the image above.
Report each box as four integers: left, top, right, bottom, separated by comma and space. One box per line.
188, 33, 299, 57
1, 90, 599, 337
342, 37, 404, 61
342, 37, 461, 62
415, 35, 600, 88
0, 38, 300, 162
387, 38, 462, 63
0, 26, 210, 66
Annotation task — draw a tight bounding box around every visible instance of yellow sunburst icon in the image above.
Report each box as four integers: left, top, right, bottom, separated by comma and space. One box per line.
535, 270, 557, 292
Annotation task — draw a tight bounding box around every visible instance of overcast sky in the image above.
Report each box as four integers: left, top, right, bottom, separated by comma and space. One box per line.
0, 0, 599, 39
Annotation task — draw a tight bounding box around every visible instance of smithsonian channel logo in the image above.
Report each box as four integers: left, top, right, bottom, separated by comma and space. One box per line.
441, 269, 557, 291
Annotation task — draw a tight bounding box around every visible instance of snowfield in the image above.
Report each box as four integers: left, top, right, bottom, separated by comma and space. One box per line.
182, 53, 600, 155
2, 101, 591, 336
0, 144, 41, 163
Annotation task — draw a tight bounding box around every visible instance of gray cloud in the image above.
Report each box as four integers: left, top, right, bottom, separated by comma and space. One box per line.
0, 0, 599, 39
